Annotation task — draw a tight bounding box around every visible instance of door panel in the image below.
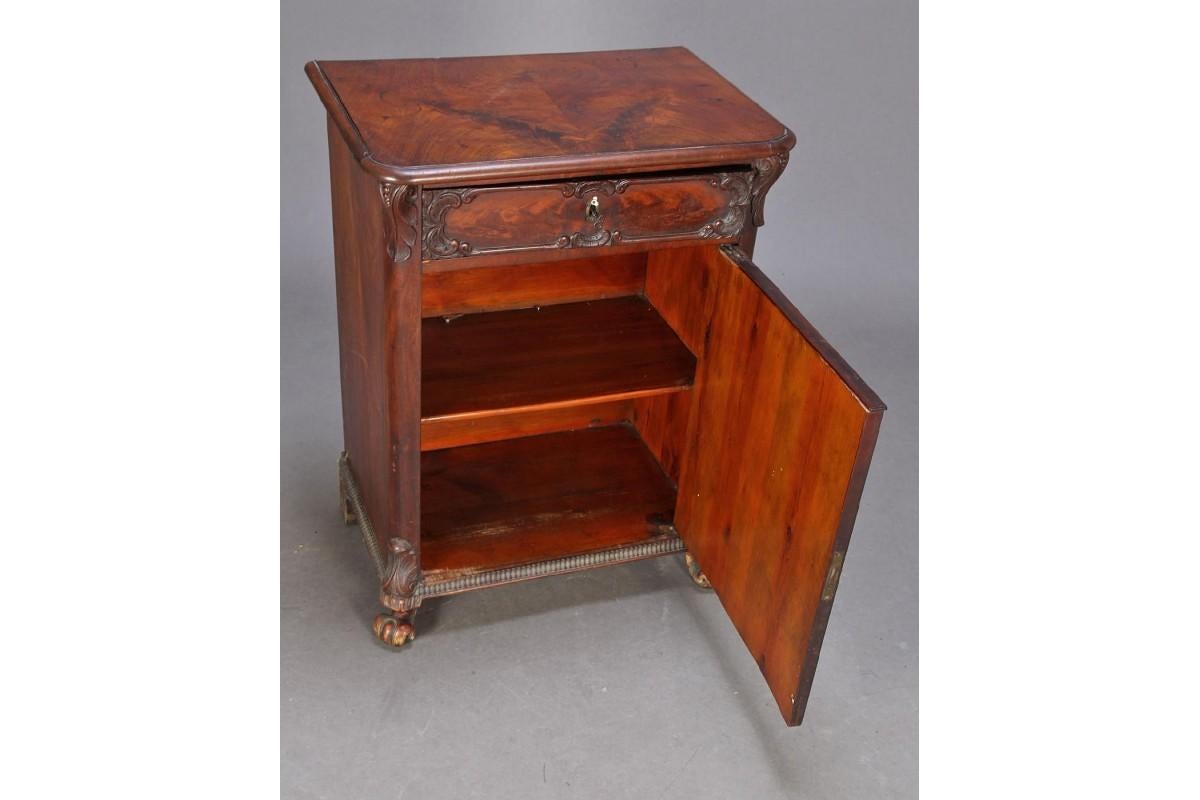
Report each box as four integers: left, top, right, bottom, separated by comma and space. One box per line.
640, 244, 884, 725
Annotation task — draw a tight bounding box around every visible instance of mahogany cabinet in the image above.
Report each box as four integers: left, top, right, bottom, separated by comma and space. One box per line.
306, 47, 884, 726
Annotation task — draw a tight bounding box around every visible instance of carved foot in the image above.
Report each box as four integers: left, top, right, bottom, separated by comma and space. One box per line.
375, 538, 422, 648
373, 612, 415, 647
685, 552, 712, 589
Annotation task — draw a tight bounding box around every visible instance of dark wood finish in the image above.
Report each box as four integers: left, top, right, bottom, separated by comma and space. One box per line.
421, 296, 696, 422
420, 426, 677, 575
421, 171, 749, 261
639, 244, 884, 726
311, 47, 885, 726
306, 48, 793, 186
421, 253, 646, 317
422, 399, 634, 453
326, 118, 422, 571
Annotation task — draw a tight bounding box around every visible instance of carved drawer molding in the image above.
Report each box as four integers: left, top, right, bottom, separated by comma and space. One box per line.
420, 169, 762, 261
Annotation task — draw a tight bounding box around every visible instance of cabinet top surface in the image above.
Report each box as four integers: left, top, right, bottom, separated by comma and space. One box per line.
307, 47, 793, 185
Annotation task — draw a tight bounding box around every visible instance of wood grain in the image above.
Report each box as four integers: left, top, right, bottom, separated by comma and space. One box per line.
326, 116, 422, 558
420, 426, 677, 575
421, 297, 696, 422
420, 253, 646, 318
306, 48, 793, 185
630, 390, 694, 485
420, 172, 747, 260
640, 244, 884, 726
421, 399, 634, 452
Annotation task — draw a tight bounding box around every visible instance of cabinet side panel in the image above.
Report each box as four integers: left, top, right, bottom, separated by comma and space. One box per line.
644, 244, 882, 725
328, 116, 419, 552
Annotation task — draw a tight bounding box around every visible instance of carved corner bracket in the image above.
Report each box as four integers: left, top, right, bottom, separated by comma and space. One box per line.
379, 182, 419, 263
380, 537, 423, 613
749, 153, 790, 227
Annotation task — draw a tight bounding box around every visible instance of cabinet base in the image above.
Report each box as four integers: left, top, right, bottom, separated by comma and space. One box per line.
338, 451, 689, 645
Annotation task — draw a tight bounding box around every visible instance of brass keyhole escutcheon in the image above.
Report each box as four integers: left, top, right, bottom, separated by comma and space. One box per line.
585, 195, 601, 224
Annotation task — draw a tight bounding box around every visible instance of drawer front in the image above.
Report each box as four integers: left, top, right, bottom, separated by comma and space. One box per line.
421, 171, 752, 260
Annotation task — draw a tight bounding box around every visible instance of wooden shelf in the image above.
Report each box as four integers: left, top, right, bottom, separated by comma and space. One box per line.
420, 425, 678, 575
421, 296, 695, 422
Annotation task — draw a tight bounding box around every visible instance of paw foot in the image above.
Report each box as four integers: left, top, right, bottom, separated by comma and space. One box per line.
373, 613, 415, 647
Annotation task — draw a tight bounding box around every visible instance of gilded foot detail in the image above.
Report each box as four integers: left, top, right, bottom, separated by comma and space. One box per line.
373, 612, 415, 647
685, 552, 712, 589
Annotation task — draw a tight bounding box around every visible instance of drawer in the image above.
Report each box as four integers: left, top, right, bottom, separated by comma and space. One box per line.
420, 171, 752, 261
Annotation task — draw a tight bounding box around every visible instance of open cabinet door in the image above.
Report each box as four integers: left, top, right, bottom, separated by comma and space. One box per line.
638, 245, 885, 726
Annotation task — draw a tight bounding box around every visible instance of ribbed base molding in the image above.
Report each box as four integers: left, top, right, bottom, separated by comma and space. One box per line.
338, 453, 387, 577
419, 535, 684, 598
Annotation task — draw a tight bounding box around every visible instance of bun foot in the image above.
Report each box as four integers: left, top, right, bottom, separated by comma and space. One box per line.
373, 613, 415, 647
685, 552, 712, 589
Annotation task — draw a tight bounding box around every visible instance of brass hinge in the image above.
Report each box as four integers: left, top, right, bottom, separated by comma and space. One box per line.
821, 551, 845, 602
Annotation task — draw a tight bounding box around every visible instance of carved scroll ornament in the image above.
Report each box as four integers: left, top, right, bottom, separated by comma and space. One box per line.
698, 172, 752, 239
420, 172, 764, 260
422, 188, 477, 258
378, 182, 419, 263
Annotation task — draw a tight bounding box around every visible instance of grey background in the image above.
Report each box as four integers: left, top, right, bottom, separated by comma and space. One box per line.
282, 1, 916, 797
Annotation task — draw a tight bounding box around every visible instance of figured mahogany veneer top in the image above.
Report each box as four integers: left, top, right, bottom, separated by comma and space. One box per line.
306, 47, 793, 185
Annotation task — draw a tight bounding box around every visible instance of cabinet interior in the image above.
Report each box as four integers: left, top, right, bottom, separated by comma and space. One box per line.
417, 246, 718, 578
